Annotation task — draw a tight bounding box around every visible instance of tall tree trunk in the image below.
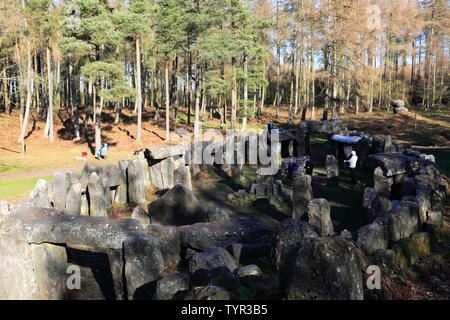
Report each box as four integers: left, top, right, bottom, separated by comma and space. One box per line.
44, 46, 54, 142
18, 39, 32, 153
242, 54, 248, 131
193, 62, 201, 140
165, 60, 170, 141
3, 68, 10, 115
136, 36, 142, 142
231, 56, 237, 131
69, 55, 80, 140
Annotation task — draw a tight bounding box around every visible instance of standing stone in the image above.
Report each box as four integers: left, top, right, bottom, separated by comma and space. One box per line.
0, 233, 67, 300
123, 236, 165, 300
87, 172, 107, 217
80, 193, 89, 216
384, 135, 392, 152
29, 179, 52, 208
374, 167, 393, 198
362, 188, 377, 208
65, 182, 82, 216
307, 199, 334, 236
52, 171, 71, 211
231, 164, 245, 181
174, 166, 192, 190
356, 217, 389, 256
114, 184, 128, 204
388, 201, 420, 242
326, 155, 339, 185
127, 159, 146, 205
292, 173, 313, 219
160, 156, 175, 189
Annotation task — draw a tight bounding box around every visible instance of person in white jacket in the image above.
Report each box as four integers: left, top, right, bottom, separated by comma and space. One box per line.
344, 151, 358, 184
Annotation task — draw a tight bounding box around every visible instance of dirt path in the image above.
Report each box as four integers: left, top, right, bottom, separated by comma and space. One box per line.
0, 164, 85, 181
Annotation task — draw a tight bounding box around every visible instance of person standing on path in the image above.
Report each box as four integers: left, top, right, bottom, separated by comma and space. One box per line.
344, 151, 358, 184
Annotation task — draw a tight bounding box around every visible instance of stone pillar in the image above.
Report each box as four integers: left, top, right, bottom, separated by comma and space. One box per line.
307, 198, 334, 236
174, 166, 192, 190
326, 155, 339, 185
292, 173, 313, 219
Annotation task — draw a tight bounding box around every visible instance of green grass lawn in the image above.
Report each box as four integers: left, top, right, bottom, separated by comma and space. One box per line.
0, 175, 53, 200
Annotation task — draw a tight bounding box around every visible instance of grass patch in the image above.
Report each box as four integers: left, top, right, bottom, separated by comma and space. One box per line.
0, 175, 53, 200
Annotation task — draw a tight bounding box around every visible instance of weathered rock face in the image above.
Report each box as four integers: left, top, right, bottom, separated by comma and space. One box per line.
391, 99, 405, 109
374, 249, 397, 269
307, 199, 334, 237
234, 264, 263, 279
366, 153, 422, 177
174, 166, 192, 190
271, 219, 318, 272
282, 237, 364, 300
146, 144, 186, 160
3, 207, 145, 250
101, 164, 126, 188
357, 217, 389, 256
53, 171, 73, 211
87, 172, 107, 217
188, 247, 239, 290
29, 179, 52, 208
299, 119, 345, 135
326, 155, 339, 185
179, 218, 274, 252
147, 184, 208, 226
362, 188, 377, 209
66, 182, 82, 216
155, 273, 190, 300
184, 286, 231, 300
146, 224, 181, 267
292, 173, 313, 219
123, 235, 165, 300
131, 206, 151, 227
388, 201, 420, 242
207, 208, 230, 223
392, 233, 431, 268
374, 167, 393, 198
0, 233, 67, 300
189, 247, 239, 274
127, 159, 147, 205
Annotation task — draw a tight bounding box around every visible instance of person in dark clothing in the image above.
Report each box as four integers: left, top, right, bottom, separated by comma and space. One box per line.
287, 159, 299, 179
305, 156, 314, 175
268, 120, 275, 133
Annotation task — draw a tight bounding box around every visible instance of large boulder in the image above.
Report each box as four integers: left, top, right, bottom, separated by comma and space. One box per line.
146, 224, 181, 267
388, 201, 420, 242
123, 235, 165, 300
179, 218, 274, 253
147, 184, 208, 226
0, 233, 67, 300
366, 153, 421, 177
174, 166, 192, 190
282, 236, 364, 300
2, 207, 145, 250
307, 199, 334, 236
188, 247, 239, 289
145, 144, 186, 160
356, 217, 389, 256
292, 173, 313, 219
374, 167, 393, 197
271, 219, 318, 272
155, 273, 190, 300
101, 164, 126, 188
